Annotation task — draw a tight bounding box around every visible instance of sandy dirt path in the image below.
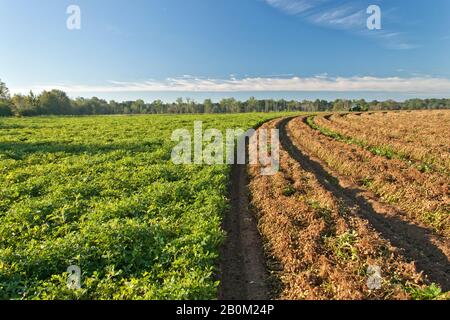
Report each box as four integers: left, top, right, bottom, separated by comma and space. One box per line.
218, 159, 269, 299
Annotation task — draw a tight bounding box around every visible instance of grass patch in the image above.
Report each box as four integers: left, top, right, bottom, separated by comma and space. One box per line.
324, 230, 359, 262
282, 185, 296, 197
421, 210, 449, 235
405, 283, 449, 300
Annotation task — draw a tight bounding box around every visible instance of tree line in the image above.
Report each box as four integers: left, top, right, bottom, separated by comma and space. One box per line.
0, 79, 449, 117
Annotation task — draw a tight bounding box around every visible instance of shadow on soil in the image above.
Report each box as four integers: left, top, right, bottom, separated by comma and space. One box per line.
0, 140, 165, 159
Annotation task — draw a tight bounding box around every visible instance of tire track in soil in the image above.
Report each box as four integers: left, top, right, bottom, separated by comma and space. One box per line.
278, 117, 450, 291
218, 164, 269, 300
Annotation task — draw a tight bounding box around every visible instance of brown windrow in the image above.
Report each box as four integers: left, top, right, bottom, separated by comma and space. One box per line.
245, 116, 449, 300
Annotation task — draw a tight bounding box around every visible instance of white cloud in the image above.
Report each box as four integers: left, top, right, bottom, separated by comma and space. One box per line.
309, 5, 365, 29
12, 75, 450, 94
265, 0, 416, 49
264, 0, 320, 15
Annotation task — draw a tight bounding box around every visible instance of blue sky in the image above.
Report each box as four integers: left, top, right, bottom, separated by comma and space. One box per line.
1, 0, 450, 102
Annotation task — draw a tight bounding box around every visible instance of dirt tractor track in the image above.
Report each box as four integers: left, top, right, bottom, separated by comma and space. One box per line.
219, 115, 449, 300
218, 164, 269, 300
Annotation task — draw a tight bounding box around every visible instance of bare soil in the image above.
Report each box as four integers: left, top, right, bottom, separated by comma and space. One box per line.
218, 164, 269, 300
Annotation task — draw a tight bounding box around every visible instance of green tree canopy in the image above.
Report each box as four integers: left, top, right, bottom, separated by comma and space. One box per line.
0, 79, 11, 100
39, 90, 71, 115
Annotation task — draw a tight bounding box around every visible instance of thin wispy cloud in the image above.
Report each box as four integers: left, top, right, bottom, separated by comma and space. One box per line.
265, 0, 320, 15
265, 0, 416, 49
13, 75, 450, 94
364, 30, 419, 50
309, 5, 365, 29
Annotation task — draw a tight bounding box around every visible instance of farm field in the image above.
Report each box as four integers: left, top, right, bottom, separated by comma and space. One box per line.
2, 0, 449, 307
0, 113, 285, 300
0, 110, 449, 301
247, 111, 449, 300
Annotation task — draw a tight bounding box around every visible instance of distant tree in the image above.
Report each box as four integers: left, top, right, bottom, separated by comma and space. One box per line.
175, 98, 186, 113
168, 103, 178, 114
264, 100, 270, 113
382, 99, 401, 110
72, 97, 91, 115
246, 97, 257, 112
231, 98, 240, 113
108, 100, 121, 114
354, 99, 369, 111
11, 94, 38, 116
39, 90, 71, 115
220, 98, 239, 113
185, 98, 196, 114
287, 100, 297, 112
0, 101, 13, 117
203, 99, 213, 114
91, 97, 111, 114
404, 99, 426, 110
152, 100, 165, 114
0, 79, 10, 100
130, 99, 146, 114
276, 99, 287, 112
0, 80, 13, 116
123, 105, 131, 114
332, 99, 345, 111
319, 99, 331, 111
28, 91, 39, 109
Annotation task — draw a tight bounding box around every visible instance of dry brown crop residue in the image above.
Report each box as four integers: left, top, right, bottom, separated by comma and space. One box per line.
245, 116, 449, 300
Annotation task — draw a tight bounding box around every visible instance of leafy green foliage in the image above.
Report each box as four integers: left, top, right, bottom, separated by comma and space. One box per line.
324, 231, 359, 262
282, 185, 296, 197
406, 283, 449, 300
0, 113, 283, 299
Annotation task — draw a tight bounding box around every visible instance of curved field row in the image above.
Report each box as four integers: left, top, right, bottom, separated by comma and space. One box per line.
317, 111, 450, 174
343, 111, 450, 150
299, 116, 449, 237
248, 118, 446, 300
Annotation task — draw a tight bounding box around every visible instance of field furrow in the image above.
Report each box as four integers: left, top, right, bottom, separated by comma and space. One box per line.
316, 111, 450, 174
294, 116, 449, 237
247, 117, 448, 300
